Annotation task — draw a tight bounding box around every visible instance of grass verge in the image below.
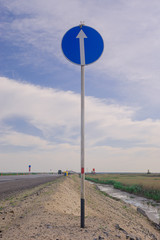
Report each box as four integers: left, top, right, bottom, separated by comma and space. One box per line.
86, 176, 160, 202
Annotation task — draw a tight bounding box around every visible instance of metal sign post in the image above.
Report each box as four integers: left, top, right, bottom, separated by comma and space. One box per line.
61, 24, 104, 228
81, 64, 85, 228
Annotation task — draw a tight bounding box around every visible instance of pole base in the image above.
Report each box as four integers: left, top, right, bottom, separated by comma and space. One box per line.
81, 198, 85, 228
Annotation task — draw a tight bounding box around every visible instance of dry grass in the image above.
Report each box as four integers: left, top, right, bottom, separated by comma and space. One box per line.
86, 173, 160, 190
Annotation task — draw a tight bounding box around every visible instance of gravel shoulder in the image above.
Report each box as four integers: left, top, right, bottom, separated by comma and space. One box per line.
0, 175, 159, 240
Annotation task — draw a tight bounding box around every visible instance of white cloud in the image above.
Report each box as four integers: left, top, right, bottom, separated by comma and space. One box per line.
0, 130, 51, 149
1, 0, 160, 112
1, 1, 160, 171
86, 145, 160, 172
0, 77, 80, 127
2, 0, 160, 74
0, 76, 160, 172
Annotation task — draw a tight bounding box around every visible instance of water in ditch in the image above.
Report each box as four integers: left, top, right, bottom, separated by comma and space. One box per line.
96, 184, 160, 225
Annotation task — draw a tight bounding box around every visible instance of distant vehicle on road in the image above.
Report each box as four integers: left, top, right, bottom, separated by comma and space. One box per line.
58, 170, 62, 174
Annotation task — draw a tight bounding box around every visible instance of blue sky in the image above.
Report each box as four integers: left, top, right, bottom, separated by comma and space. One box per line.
0, 0, 160, 172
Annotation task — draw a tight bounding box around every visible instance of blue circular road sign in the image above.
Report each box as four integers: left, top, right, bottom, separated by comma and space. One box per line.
61, 25, 104, 65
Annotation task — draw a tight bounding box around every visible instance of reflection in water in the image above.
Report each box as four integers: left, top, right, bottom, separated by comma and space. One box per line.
97, 184, 160, 224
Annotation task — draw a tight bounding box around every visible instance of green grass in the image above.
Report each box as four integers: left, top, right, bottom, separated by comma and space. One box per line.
86, 174, 160, 202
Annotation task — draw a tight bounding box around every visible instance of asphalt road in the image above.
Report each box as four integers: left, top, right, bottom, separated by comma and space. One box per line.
0, 174, 62, 200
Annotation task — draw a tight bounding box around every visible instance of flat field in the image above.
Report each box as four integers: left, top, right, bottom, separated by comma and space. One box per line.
85, 173, 160, 201
86, 173, 160, 190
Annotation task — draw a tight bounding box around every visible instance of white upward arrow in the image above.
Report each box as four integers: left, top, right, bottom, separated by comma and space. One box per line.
76, 29, 87, 65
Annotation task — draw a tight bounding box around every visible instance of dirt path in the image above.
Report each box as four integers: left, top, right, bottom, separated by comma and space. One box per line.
0, 175, 159, 240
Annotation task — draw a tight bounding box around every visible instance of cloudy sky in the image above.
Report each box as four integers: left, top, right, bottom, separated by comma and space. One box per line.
0, 0, 160, 173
